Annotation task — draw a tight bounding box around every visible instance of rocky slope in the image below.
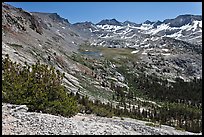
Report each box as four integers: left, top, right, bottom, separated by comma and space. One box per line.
2, 103, 200, 135
2, 3, 88, 94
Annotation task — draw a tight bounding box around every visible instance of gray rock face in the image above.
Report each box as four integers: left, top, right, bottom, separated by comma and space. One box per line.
2, 4, 45, 35
31, 12, 70, 26
2, 103, 201, 135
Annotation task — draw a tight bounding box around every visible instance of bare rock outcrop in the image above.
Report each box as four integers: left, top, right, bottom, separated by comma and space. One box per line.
2, 103, 201, 135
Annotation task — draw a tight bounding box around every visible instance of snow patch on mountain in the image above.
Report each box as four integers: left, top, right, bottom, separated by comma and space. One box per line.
131, 50, 140, 54
97, 25, 124, 31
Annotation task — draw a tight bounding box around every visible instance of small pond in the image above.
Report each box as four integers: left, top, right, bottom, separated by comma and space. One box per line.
80, 51, 102, 58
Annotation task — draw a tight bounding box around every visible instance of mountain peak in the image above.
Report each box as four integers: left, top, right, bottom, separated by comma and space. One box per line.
48, 13, 69, 24
73, 21, 95, 28
143, 20, 154, 24
96, 18, 122, 26
163, 14, 202, 27
32, 12, 70, 25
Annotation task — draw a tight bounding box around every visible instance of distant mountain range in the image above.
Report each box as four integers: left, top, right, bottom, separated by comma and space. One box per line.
73, 14, 202, 46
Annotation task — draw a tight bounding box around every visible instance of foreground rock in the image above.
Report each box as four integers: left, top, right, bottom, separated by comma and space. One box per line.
2, 103, 201, 135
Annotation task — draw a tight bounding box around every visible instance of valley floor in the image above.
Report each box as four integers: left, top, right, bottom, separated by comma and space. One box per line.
2, 103, 201, 135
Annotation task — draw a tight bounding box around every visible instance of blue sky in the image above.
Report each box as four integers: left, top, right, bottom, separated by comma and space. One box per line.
6, 2, 202, 24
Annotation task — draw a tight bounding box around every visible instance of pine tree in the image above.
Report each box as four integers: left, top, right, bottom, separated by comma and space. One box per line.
2, 55, 79, 117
